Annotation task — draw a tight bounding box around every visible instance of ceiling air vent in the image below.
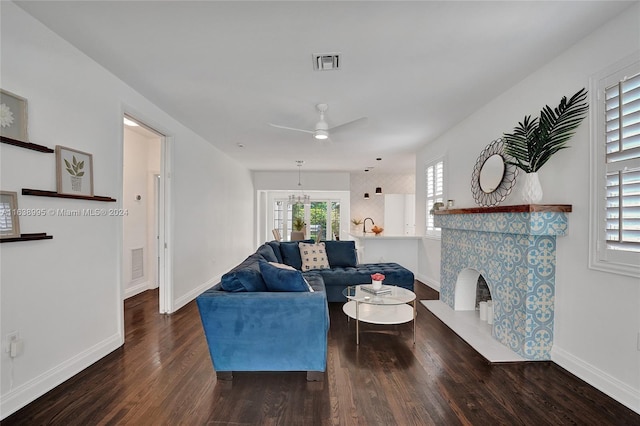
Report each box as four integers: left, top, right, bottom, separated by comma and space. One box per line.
313, 53, 341, 71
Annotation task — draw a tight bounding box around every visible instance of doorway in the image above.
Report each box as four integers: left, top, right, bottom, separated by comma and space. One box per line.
276, 199, 341, 241
122, 114, 168, 314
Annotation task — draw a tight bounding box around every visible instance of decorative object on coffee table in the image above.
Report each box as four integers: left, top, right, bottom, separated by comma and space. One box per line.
371, 272, 385, 290
503, 88, 588, 203
56, 145, 94, 197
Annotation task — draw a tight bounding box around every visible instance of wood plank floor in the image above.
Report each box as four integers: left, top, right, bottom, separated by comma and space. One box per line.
4, 282, 638, 425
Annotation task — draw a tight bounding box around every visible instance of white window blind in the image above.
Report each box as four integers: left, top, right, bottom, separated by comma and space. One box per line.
426, 159, 444, 236
605, 72, 640, 252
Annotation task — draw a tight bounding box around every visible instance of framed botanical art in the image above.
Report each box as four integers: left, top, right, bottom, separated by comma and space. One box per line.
56, 145, 94, 197
0, 89, 28, 142
0, 191, 20, 239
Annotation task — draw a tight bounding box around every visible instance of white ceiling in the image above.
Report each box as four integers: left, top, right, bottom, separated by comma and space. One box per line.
14, 1, 636, 173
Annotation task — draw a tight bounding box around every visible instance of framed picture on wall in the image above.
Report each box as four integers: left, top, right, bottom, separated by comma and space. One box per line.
0, 191, 20, 239
56, 145, 94, 197
0, 89, 28, 142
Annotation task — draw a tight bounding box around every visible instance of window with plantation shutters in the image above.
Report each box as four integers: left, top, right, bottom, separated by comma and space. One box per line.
425, 159, 444, 237
605, 72, 640, 251
590, 58, 640, 277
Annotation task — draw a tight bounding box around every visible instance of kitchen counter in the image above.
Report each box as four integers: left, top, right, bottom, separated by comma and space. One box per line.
349, 233, 422, 240
349, 234, 419, 275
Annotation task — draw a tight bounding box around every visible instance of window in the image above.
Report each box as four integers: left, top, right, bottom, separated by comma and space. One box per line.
425, 158, 444, 238
590, 58, 640, 277
274, 198, 341, 241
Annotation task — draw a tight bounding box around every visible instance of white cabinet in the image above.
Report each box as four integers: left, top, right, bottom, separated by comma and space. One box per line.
384, 194, 415, 236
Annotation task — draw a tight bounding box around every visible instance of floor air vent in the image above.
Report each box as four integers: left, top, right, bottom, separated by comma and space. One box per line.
132, 248, 144, 280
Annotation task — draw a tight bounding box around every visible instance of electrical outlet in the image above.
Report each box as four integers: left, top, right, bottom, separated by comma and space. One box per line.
10, 339, 24, 358
5, 331, 19, 353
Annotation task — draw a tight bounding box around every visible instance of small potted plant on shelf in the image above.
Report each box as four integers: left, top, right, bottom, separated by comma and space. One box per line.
502, 88, 588, 204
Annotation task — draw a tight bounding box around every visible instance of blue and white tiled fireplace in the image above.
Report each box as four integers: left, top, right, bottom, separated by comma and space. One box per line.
434, 205, 571, 360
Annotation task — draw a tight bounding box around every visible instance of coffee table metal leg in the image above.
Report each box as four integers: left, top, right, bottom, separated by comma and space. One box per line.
413, 300, 416, 344
356, 301, 360, 345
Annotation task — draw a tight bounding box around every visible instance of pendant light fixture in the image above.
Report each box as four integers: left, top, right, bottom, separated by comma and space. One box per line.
374, 158, 383, 195
289, 160, 310, 205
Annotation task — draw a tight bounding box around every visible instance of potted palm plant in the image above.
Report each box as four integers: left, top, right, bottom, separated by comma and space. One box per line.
502, 88, 588, 203
291, 216, 306, 241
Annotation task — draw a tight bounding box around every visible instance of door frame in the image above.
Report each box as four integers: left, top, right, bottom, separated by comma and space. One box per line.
121, 112, 173, 317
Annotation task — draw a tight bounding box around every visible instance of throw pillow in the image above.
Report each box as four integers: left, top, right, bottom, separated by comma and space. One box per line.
259, 261, 310, 292
220, 254, 268, 292
256, 243, 278, 263
266, 241, 283, 263
298, 242, 330, 271
279, 239, 314, 270
323, 240, 358, 268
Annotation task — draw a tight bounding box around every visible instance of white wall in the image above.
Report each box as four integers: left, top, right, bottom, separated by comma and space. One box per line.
0, 3, 254, 418
415, 6, 640, 413
253, 170, 350, 191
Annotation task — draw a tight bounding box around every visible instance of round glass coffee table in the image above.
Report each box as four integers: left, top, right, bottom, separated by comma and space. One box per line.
342, 285, 417, 345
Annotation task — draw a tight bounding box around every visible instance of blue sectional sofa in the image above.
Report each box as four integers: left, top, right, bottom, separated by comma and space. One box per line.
196, 240, 414, 380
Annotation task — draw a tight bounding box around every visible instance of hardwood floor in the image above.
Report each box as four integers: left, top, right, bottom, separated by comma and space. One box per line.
4, 282, 638, 425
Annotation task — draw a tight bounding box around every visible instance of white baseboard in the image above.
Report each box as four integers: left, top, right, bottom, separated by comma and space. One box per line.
0, 332, 122, 420
552, 346, 640, 414
124, 280, 153, 299
415, 274, 440, 291
173, 274, 222, 312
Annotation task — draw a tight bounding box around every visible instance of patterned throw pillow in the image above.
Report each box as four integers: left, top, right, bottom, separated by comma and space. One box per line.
298, 242, 330, 271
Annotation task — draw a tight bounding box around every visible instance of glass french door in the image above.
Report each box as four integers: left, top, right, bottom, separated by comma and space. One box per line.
274, 199, 341, 241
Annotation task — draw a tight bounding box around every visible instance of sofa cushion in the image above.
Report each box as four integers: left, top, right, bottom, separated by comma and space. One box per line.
299, 242, 330, 271
268, 262, 315, 292
301, 272, 326, 293
266, 241, 283, 263
259, 260, 310, 292
256, 243, 278, 263
323, 240, 358, 267
279, 240, 314, 270
220, 254, 268, 292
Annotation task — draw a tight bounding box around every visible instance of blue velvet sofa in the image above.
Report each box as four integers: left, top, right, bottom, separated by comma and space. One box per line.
196, 240, 414, 380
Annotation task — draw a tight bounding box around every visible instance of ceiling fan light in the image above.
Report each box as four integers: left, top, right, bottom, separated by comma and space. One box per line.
314, 129, 328, 140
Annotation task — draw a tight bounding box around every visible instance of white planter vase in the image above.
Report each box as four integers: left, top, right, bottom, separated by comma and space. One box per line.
521, 172, 543, 204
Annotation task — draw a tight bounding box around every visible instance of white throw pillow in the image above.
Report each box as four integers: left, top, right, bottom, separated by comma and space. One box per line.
298, 242, 329, 272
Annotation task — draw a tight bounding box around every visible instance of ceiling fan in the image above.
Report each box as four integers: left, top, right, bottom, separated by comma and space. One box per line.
269, 103, 367, 140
